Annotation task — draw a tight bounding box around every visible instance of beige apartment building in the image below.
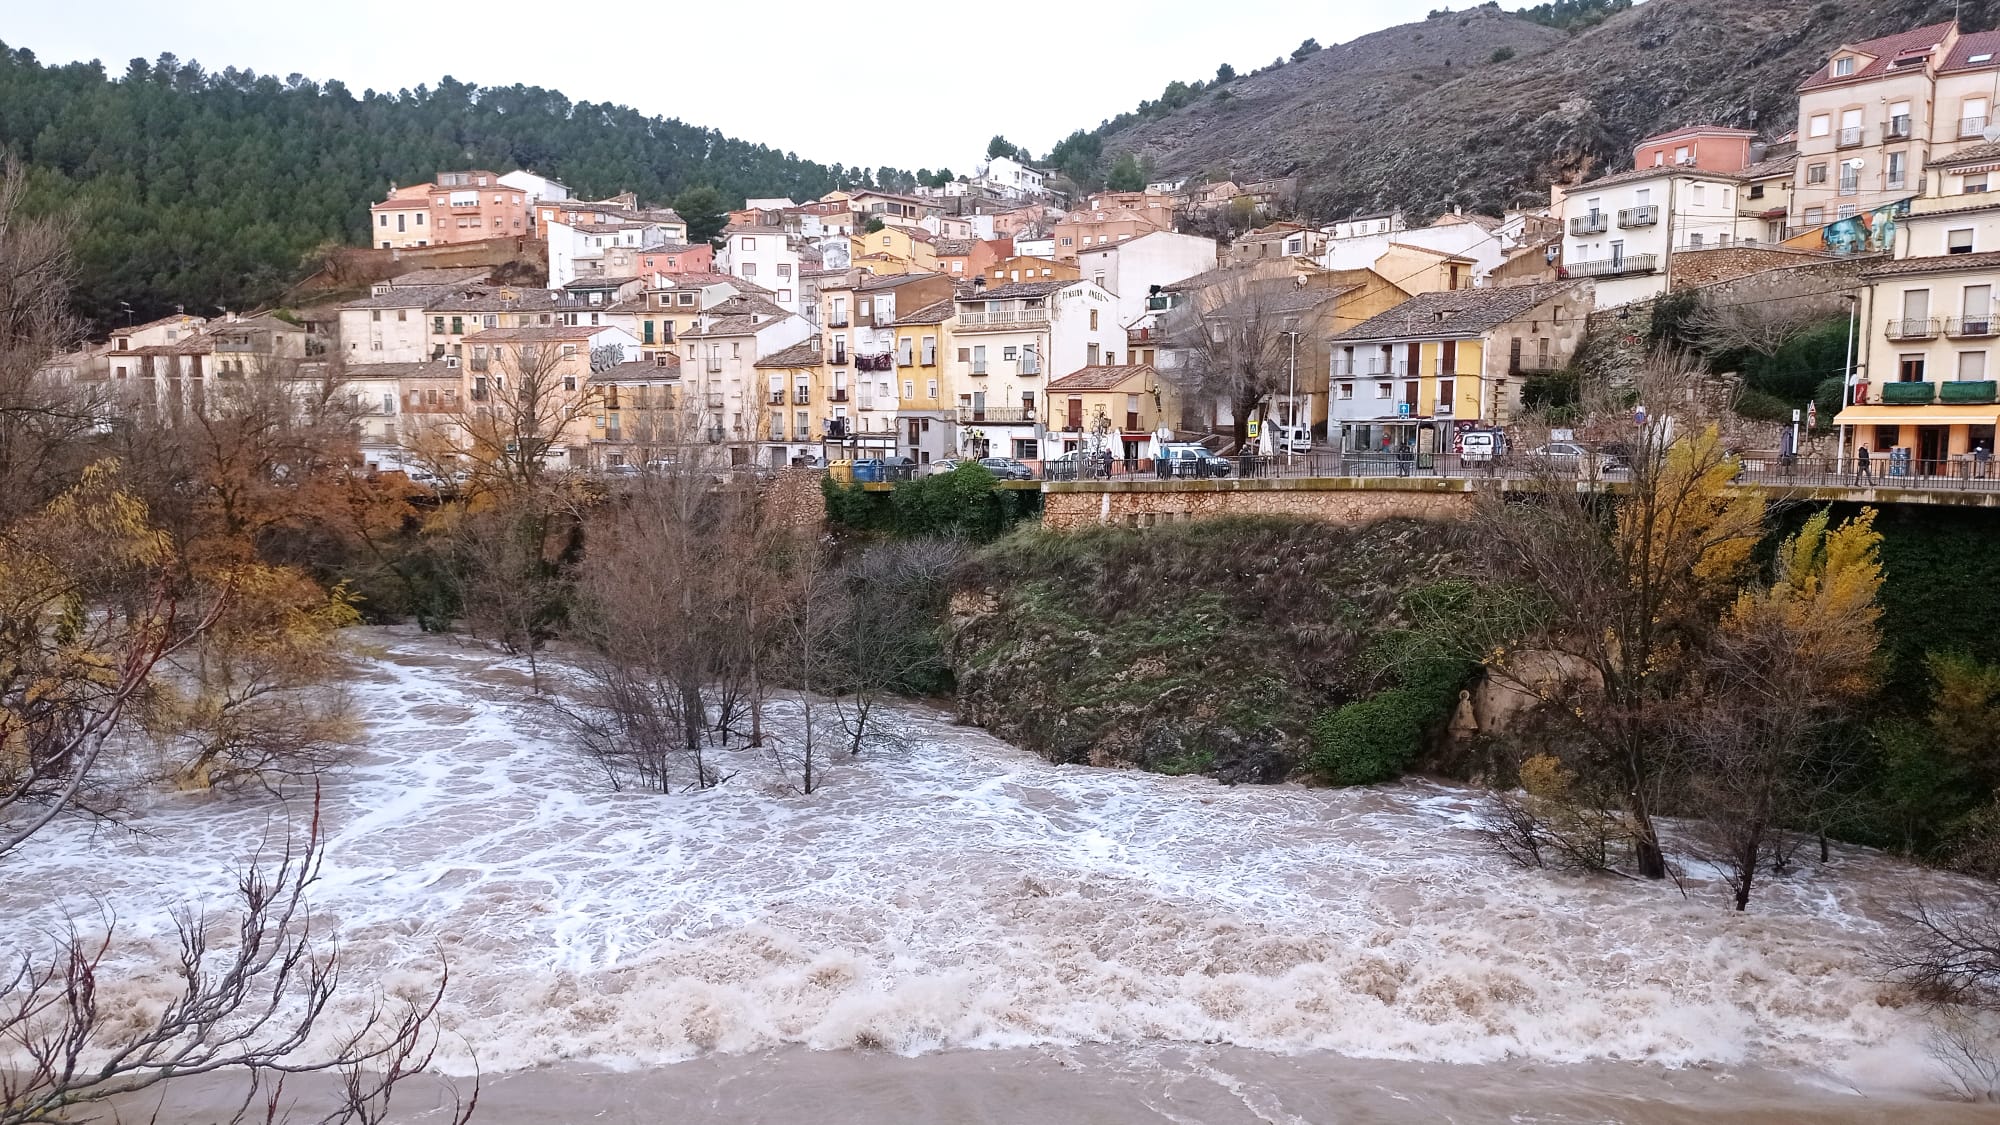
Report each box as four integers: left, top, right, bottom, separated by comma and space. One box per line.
1792, 22, 2000, 230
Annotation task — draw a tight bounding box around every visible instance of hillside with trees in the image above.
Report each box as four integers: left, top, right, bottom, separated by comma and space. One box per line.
0, 44, 909, 325
1051, 0, 2000, 216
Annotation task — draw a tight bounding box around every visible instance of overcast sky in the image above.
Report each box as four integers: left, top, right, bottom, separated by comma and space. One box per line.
7, 0, 1473, 172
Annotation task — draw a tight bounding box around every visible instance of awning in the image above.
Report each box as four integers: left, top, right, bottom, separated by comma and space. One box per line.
1834, 405, 2000, 426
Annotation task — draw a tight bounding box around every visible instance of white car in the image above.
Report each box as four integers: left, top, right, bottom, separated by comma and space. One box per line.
1527, 441, 1619, 476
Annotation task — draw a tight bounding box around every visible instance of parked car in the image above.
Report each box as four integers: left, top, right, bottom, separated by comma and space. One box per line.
1156, 443, 1233, 478
1526, 441, 1619, 476
600, 462, 641, 478
1047, 448, 1113, 479
929, 458, 962, 475
979, 456, 1036, 480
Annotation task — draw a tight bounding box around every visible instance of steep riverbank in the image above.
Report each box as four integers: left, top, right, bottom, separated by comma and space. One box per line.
3, 628, 1990, 1121
948, 517, 1476, 783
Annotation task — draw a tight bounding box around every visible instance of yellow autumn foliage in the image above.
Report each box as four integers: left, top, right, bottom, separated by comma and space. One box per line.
1724, 507, 1885, 701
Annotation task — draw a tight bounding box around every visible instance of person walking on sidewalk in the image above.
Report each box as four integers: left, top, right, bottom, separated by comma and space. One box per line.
1853, 445, 1873, 487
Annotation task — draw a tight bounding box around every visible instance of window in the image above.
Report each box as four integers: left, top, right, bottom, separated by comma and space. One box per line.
1832, 55, 1855, 77
777, 263, 792, 279
742, 263, 757, 277
903, 380, 914, 398
778, 289, 793, 303
371, 310, 382, 322
1899, 354, 1926, 381
1951, 228, 1976, 254
1089, 309, 1100, 330
1688, 232, 1704, 249
563, 375, 578, 391
1960, 352, 1988, 381
1675, 145, 1691, 163
1887, 151, 1907, 188
741, 237, 757, 250
1809, 114, 1831, 138
1968, 175, 1990, 194
927, 379, 938, 398
1804, 207, 1824, 226
1691, 184, 1706, 206
1086, 343, 1100, 366
1339, 383, 1354, 399
1807, 163, 1828, 184
1375, 382, 1392, 399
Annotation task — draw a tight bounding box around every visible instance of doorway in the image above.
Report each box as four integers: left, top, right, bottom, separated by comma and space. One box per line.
1918, 425, 1948, 474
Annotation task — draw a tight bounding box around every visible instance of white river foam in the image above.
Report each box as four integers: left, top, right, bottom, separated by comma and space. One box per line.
0, 628, 1978, 1108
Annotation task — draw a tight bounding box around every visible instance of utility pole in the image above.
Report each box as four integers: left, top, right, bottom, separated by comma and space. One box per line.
1835, 291, 1859, 470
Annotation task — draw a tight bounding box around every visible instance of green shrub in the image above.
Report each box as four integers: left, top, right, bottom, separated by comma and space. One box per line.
1489, 46, 1516, 62
1307, 654, 1472, 785
1732, 387, 1794, 422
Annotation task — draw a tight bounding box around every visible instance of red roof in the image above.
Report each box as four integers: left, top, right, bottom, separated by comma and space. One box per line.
1941, 29, 2000, 72
1799, 22, 1954, 90
373, 197, 432, 210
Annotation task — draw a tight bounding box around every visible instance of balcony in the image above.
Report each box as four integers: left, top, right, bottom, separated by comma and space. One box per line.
1332, 359, 1410, 377
1886, 116, 1913, 139
1943, 379, 1999, 404
1617, 205, 1659, 227
768, 392, 785, 405
469, 356, 489, 372
955, 406, 1037, 424
1964, 115, 1990, 138
968, 364, 989, 376
1886, 317, 1941, 341
1879, 381, 1936, 404
1564, 252, 1658, 278
793, 389, 810, 405
1838, 177, 1859, 197
1835, 125, 1865, 149
957, 305, 1050, 331
706, 393, 725, 408
830, 389, 849, 402
832, 348, 848, 365
1568, 214, 1607, 236
829, 316, 850, 328
1948, 315, 1998, 339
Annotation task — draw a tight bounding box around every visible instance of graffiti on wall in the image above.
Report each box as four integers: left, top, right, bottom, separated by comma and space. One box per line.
1818, 199, 1909, 256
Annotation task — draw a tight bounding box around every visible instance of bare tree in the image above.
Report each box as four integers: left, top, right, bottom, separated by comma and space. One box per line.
1454, 351, 1767, 880
449, 338, 606, 495
559, 434, 756, 788
0, 802, 475, 1125
1160, 268, 1317, 448
1682, 275, 1853, 359
828, 537, 966, 757
0, 158, 98, 525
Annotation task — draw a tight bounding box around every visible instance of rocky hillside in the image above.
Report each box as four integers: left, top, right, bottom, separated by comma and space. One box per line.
1083, 0, 2000, 219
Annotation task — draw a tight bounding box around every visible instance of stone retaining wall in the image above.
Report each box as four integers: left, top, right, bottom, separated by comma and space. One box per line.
1040, 478, 1480, 530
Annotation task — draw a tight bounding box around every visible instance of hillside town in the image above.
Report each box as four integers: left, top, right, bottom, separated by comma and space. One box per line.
38, 18, 2000, 481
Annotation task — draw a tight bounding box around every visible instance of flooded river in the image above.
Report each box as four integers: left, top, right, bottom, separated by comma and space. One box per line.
4, 629, 1989, 1122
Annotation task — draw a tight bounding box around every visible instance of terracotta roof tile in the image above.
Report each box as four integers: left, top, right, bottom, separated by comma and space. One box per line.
1046, 364, 1156, 392
1799, 22, 1955, 90
754, 340, 824, 368
1330, 282, 1579, 342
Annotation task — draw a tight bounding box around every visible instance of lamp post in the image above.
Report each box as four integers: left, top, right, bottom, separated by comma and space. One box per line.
1281, 329, 1301, 469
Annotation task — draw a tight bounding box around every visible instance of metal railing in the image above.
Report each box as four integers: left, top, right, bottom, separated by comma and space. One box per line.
1947, 315, 1998, 338
1886, 317, 1941, 340
1618, 205, 1659, 227
1964, 116, 1990, 138
958, 306, 1050, 328
1836, 126, 1865, 148
1886, 116, 1912, 139
955, 406, 1036, 423
1565, 253, 1657, 278
1568, 214, 1608, 236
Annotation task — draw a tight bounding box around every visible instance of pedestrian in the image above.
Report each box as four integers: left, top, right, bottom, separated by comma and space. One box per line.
1853, 444, 1873, 486
1396, 439, 1414, 477
1976, 442, 1991, 480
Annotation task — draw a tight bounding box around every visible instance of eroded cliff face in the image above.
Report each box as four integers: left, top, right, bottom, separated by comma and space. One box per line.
1084, 0, 1990, 220
946, 517, 1475, 783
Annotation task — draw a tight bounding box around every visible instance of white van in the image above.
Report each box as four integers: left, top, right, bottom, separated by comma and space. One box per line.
1458, 429, 1504, 462
1271, 423, 1314, 453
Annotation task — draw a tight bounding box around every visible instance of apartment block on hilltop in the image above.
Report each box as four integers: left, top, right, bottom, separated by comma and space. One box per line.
369, 171, 529, 249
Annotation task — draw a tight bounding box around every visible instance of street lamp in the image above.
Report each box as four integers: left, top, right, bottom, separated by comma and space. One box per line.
1280, 329, 1301, 469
